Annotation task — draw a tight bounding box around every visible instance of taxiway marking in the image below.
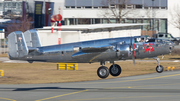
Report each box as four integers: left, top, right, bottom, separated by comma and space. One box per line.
79, 73, 180, 84
35, 90, 88, 101
105, 83, 180, 89
62, 95, 174, 101
0, 97, 16, 101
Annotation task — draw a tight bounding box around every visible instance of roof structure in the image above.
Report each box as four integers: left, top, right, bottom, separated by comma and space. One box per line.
0, 19, 11, 23
40, 23, 148, 31
65, 0, 167, 7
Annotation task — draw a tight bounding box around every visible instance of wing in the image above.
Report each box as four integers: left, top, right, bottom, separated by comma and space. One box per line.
72, 45, 114, 62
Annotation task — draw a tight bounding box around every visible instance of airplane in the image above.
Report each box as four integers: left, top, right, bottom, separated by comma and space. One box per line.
8, 29, 174, 79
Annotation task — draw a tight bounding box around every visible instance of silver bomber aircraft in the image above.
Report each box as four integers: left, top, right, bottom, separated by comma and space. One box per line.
8, 29, 174, 79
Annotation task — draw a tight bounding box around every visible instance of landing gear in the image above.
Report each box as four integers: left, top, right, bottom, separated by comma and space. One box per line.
155, 58, 164, 73
109, 64, 121, 76
156, 65, 164, 73
97, 66, 109, 79
97, 62, 122, 79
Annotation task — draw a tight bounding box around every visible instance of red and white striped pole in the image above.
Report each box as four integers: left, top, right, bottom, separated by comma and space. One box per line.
50, 8, 62, 44
58, 7, 62, 44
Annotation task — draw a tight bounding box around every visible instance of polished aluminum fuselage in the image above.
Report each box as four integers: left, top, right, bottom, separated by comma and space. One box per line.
10, 36, 173, 63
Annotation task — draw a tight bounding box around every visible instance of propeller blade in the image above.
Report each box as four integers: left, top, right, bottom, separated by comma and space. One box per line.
130, 37, 136, 65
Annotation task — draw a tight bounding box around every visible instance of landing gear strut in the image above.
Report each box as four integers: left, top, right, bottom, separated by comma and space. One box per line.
155, 58, 164, 73
97, 62, 122, 79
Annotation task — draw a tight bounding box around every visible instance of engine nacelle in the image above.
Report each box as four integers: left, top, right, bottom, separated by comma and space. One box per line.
116, 44, 131, 60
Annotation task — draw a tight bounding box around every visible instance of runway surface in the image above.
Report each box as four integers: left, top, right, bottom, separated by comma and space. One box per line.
0, 70, 180, 101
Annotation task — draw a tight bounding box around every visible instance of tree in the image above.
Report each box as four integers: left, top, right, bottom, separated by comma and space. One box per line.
169, 4, 180, 30
6, 17, 33, 36
99, 0, 132, 23
142, 8, 158, 36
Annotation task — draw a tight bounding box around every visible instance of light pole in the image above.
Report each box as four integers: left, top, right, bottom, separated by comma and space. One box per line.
152, 0, 155, 34
142, 16, 145, 35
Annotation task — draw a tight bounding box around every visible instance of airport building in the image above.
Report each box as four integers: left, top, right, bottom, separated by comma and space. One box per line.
0, 0, 180, 37
60, 0, 180, 37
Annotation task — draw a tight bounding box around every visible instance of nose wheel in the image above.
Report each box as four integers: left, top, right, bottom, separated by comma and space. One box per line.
155, 58, 164, 73
156, 65, 164, 73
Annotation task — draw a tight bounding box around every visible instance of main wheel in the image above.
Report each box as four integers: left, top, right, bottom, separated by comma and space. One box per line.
109, 64, 121, 76
156, 65, 164, 73
97, 66, 109, 79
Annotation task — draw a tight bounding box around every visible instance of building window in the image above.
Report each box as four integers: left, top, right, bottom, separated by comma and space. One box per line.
110, 4, 116, 9
85, 6, 92, 8
71, 6, 75, 8
109, 19, 116, 23
103, 19, 109, 23
117, 4, 125, 8
126, 5, 133, 9
160, 19, 167, 33
95, 19, 100, 24
66, 6, 70, 8
161, 7, 166, 9
135, 5, 142, 9
153, 7, 160, 9
93, 7, 98, 9
12, 2, 16, 8
121, 19, 125, 23
78, 18, 90, 24
102, 6, 109, 8
126, 19, 133, 23
65, 18, 75, 25
144, 7, 149, 9
0, 3, 3, 10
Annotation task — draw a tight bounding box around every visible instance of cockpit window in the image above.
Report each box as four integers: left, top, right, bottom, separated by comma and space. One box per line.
146, 39, 155, 42
134, 37, 145, 43
159, 35, 163, 37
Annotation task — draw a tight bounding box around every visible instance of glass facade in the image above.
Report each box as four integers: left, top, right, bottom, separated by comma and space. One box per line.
64, 0, 168, 33
160, 19, 167, 33
65, 0, 167, 9
0, 1, 28, 18
65, 18, 167, 33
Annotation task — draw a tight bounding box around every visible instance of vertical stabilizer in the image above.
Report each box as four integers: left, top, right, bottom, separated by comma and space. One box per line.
8, 31, 28, 58
24, 29, 41, 47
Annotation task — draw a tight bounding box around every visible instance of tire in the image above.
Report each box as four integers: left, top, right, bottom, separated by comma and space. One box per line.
109, 64, 121, 76
97, 66, 109, 79
156, 65, 164, 73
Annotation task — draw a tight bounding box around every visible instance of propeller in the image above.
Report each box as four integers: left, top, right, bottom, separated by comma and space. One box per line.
130, 37, 136, 65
